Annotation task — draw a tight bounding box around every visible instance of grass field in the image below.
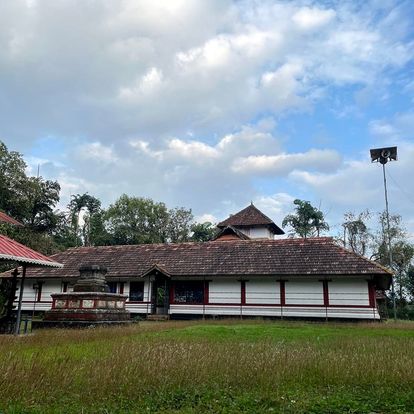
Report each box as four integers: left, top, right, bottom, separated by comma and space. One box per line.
1, 320, 414, 413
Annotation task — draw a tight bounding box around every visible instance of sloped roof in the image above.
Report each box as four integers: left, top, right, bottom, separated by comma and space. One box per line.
217, 204, 284, 235
0, 211, 23, 226
0, 234, 62, 268
212, 226, 251, 241
7, 238, 389, 284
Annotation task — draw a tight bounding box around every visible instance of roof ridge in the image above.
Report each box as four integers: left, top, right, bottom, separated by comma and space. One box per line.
56, 237, 335, 253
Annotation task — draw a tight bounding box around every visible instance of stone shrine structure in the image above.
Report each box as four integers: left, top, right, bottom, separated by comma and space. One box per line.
44, 264, 130, 325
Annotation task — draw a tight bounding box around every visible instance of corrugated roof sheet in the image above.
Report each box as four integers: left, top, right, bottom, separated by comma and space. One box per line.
0, 211, 23, 226
0, 234, 62, 268
9, 237, 389, 279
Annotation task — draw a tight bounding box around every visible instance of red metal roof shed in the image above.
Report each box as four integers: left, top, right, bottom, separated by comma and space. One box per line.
0, 234, 62, 334
0, 211, 23, 226
0, 234, 62, 268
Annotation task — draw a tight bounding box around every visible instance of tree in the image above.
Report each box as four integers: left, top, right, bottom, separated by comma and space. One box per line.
167, 207, 194, 243
371, 212, 414, 304
405, 266, 414, 302
67, 193, 103, 246
191, 222, 217, 242
0, 141, 63, 254
282, 199, 329, 238
342, 210, 371, 256
0, 141, 28, 221
105, 195, 170, 244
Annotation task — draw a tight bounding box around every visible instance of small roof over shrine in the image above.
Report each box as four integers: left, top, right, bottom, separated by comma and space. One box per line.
217, 203, 284, 235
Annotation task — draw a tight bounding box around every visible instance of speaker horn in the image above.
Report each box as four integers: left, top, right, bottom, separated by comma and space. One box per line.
370, 146, 397, 164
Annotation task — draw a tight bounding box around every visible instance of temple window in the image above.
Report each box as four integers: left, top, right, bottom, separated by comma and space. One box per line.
129, 281, 144, 301
174, 281, 204, 304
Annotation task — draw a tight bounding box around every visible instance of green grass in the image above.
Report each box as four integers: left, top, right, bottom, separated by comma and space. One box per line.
1, 320, 414, 413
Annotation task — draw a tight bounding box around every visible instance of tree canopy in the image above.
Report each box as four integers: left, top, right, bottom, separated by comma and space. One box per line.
282, 199, 329, 238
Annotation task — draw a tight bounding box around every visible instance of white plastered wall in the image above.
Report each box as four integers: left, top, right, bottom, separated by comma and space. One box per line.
238, 226, 272, 239
245, 279, 280, 304
209, 278, 241, 303
328, 279, 370, 306
285, 280, 324, 305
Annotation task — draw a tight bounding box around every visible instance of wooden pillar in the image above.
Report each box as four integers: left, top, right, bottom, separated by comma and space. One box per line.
322, 280, 329, 321
146, 275, 151, 316
36, 281, 43, 302
240, 280, 246, 319
280, 280, 286, 319
203, 278, 209, 320
14, 264, 26, 335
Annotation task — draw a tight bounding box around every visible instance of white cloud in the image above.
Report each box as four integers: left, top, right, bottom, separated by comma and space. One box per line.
2, 0, 414, 236
118, 67, 164, 100
195, 213, 218, 224
292, 7, 336, 30
254, 192, 296, 228
167, 138, 220, 163
77, 142, 118, 163
290, 142, 414, 237
232, 149, 342, 175
1, 0, 412, 145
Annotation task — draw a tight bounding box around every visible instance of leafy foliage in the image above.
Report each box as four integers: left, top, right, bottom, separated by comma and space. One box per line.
0, 142, 62, 253
191, 222, 217, 242
104, 195, 194, 245
282, 199, 329, 238
342, 210, 371, 256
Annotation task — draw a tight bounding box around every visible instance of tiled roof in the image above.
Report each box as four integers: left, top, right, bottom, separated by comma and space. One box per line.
0, 234, 63, 268
0, 211, 23, 226
212, 226, 251, 241
8, 237, 389, 280
217, 204, 284, 235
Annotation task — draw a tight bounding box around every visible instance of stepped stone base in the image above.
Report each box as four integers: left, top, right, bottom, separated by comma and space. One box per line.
43, 265, 130, 327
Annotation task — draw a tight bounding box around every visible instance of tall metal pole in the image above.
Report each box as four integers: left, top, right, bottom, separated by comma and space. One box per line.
382, 163, 397, 321
14, 264, 26, 335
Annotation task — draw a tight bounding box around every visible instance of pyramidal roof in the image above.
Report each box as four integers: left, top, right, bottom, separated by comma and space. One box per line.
217, 204, 284, 235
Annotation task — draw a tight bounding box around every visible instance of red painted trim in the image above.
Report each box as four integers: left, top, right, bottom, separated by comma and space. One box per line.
127, 301, 151, 304
280, 281, 286, 306
322, 280, 329, 306
169, 302, 374, 309
19, 299, 374, 310
171, 301, 206, 305
119, 282, 125, 295
241, 281, 246, 305
368, 281, 376, 307
204, 281, 209, 305
169, 282, 175, 304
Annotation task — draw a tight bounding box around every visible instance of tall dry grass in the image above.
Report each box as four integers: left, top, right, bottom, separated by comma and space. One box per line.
0, 321, 413, 412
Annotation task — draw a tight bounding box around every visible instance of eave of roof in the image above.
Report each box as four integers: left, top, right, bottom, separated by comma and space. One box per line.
0, 211, 23, 226
212, 225, 251, 241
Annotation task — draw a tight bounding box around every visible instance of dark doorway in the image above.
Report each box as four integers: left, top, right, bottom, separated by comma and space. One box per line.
151, 274, 170, 315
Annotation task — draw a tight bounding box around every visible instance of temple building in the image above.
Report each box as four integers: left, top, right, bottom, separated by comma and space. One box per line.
6, 204, 391, 320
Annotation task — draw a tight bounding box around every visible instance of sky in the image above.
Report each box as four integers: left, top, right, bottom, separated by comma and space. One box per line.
1, 0, 414, 237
